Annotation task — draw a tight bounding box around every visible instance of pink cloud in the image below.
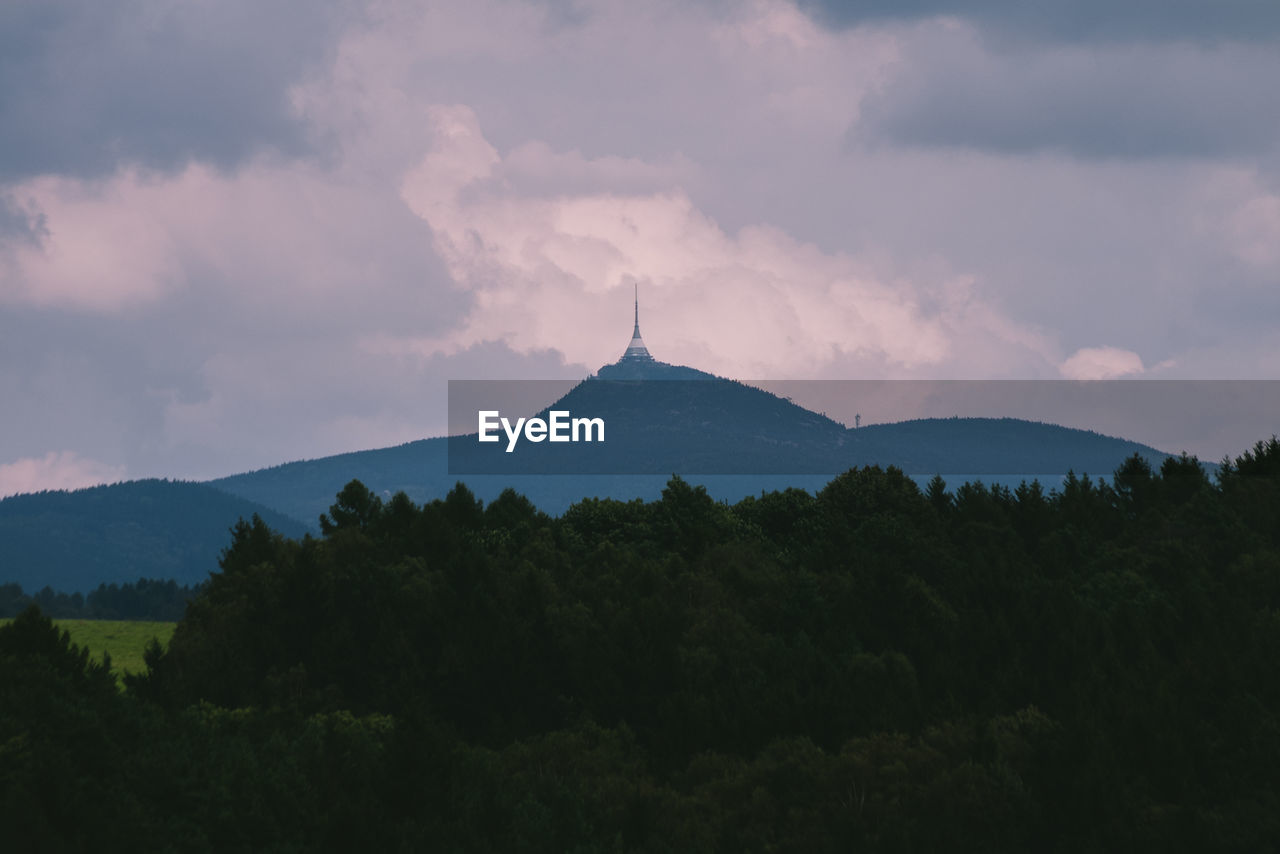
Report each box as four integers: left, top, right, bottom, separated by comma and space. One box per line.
1227, 193, 1280, 268
1060, 346, 1145, 380
0, 451, 126, 498
2, 171, 185, 310
398, 105, 1054, 378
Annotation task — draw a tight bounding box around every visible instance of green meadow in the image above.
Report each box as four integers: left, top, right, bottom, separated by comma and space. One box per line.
0, 618, 175, 678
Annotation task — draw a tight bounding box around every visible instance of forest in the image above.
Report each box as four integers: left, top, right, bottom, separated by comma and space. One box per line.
3, 439, 1279, 851
0, 577, 200, 620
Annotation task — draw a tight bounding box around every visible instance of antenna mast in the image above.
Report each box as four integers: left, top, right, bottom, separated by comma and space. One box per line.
622, 280, 654, 362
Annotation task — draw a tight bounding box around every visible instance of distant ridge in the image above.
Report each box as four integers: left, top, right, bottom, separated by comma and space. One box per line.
847, 416, 1174, 477
211, 369, 1181, 522
0, 479, 309, 592
0, 389, 1181, 594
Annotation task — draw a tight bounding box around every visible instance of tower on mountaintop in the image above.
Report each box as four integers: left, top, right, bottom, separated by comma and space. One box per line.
594, 283, 707, 378
621, 282, 654, 363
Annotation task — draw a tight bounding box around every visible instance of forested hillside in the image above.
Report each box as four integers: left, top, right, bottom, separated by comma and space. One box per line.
214, 408, 1175, 523
3, 439, 1279, 851
0, 479, 310, 591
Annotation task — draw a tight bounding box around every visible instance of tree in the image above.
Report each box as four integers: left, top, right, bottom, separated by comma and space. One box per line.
319, 480, 385, 534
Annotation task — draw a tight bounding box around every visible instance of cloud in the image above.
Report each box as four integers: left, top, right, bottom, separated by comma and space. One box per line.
0, 0, 350, 181
0, 149, 472, 315
3, 0, 1279, 495
0, 108, 474, 475
399, 105, 1055, 378
0, 193, 47, 247
501, 141, 698, 198
797, 0, 1280, 45
1, 170, 187, 309
1223, 192, 1280, 268
853, 22, 1280, 159
0, 451, 126, 498
1060, 346, 1145, 380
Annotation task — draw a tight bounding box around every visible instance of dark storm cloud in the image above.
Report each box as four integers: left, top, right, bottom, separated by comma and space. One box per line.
853, 35, 1280, 159
0, 0, 352, 181
798, 0, 1280, 44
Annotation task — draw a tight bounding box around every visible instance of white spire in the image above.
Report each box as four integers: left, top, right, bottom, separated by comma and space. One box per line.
623, 281, 653, 361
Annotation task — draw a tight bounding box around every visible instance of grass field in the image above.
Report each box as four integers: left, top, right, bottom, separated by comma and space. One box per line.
0, 618, 176, 679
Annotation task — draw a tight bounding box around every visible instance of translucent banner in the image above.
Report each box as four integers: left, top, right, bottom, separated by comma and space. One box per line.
446, 379, 1280, 476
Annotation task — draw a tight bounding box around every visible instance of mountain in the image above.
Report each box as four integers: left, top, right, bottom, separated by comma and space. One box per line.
211, 369, 1180, 523
2, 358, 1185, 593
0, 479, 310, 592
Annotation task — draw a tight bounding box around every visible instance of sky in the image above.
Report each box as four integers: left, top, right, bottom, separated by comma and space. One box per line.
2, 0, 1279, 495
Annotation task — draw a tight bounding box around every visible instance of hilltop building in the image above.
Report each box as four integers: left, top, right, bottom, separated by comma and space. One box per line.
621, 284, 654, 363
594, 285, 712, 381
